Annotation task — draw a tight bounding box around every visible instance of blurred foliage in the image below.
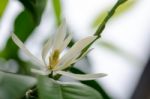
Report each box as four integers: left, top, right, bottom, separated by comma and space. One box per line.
0, 10, 35, 59
52, 0, 62, 26
19, 0, 47, 25
98, 40, 141, 64
0, 59, 18, 73
0, 0, 47, 74
0, 0, 8, 17
0, 71, 36, 99
0, 0, 132, 99
0, 0, 47, 59
38, 76, 102, 99
93, 0, 136, 27
83, 0, 128, 56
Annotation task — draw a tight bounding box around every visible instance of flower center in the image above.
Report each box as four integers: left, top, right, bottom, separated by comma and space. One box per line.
49, 50, 60, 70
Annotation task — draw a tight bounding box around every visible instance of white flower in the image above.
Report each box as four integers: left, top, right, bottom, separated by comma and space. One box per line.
12, 21, 107, 81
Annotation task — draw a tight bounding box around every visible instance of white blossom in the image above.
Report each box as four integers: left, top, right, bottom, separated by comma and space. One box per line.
12, 21, 107, 81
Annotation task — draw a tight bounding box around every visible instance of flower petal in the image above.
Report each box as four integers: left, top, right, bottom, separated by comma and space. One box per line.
60, 33, 72, 52
41, 36, 53, 66
57, 36, 97, 70
31, 69, 49, 75
12, 33, 45, 69
56, 71, 107, 81
53, 21, 67, 51
74, 48, 94, 63
57, 49, 93, 71
53, 52, 80, 71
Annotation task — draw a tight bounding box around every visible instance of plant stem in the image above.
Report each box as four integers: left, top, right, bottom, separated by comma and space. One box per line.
81, 0, 128, 56
56, 0, 128, 80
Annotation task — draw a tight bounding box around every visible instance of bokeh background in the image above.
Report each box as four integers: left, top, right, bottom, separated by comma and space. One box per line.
0, 0, 150, 99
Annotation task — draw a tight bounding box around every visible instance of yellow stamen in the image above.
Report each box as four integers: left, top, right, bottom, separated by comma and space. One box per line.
49, 50, 60, 69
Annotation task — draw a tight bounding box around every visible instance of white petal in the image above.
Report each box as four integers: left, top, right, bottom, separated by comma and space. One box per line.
54, 52, 80, 71
41, 36, 53, 66
58, 36, 97, 68
75, 48, 94, 62
57, 49, 93, 71
56, 71, 107, 81
60, 33, 72, 52
31, 69, 49, 75
53, 21, 67, 51
11, 33, 45, 69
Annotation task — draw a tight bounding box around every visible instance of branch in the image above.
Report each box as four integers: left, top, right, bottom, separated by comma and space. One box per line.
81, 0, 128, 56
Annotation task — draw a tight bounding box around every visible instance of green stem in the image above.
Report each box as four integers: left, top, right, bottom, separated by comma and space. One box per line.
81, 0, 127, 56
94, 0, 127, 37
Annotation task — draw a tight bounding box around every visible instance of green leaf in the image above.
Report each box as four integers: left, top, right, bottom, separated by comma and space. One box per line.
19, 0, 47, 25
0, 10, 35, 59
93, 0, 136, 27
0, 0, 47, 59
38, 76, 103, 99
0, 0, 8, 17
0, 71, 36, 99
14, 10, 35, 41
52, 0, 62, 26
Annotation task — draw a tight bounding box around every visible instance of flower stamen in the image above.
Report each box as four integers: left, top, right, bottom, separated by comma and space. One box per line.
49, 50, 60, 69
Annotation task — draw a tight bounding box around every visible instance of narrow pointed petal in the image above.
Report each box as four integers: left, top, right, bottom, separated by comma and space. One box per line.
54, 52, 80, 71
53, 21, 67, 51
42, 36, 53, 66
56, 71, 107, 81
58, 36, 97, 68
75, 48, 94, 62
31, 69, 48, 75
60, 33, 72, 52
12, 33, 45, 69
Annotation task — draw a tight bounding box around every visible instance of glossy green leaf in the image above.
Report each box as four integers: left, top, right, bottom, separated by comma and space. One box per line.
38, 76, 103, 99
0, 0, 8, 17
52, 0, 62, 26
0, 71, 36, 99
93, 0, 136, 27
